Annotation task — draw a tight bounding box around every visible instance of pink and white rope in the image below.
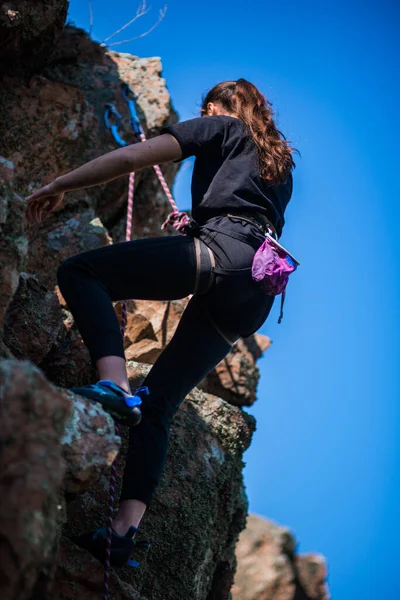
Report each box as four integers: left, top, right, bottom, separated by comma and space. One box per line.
104, 170, 135, 598
138, 132, 190, 234
103, 126, 187, 599
119, 170, 136, 334
103, 433, 119, 600
126, 171, 135, 241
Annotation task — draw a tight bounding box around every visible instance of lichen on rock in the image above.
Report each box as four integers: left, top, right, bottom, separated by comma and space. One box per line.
0, 359, 70, 600
0, 158, 28, 337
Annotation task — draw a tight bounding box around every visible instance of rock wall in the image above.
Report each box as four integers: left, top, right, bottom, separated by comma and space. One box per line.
0, 157, 27, 344
0, 0, 69, 73
0, 358, 120, 600
0, 5, 329, 600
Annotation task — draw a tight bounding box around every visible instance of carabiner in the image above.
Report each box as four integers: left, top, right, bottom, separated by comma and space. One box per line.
104, 104, 127, 148
121, 83, 143, 137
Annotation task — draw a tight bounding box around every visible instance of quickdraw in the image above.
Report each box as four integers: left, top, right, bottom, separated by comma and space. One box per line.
103, 104, 128, 148
105, 84, 190, 235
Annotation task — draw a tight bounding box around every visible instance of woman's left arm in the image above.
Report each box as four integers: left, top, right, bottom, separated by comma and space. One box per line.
26, 133, 182, 223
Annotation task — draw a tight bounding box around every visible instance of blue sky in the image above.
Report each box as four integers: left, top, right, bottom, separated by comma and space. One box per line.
68, 2, 399, 598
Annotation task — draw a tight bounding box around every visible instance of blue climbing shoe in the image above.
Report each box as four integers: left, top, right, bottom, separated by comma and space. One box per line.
70, 380, 149, 426
71, 525, 150, 568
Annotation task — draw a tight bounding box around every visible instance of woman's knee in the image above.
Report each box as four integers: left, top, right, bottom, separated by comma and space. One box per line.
57, 255, 84, 290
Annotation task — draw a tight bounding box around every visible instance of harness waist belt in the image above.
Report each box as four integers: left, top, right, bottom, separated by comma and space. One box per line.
221, 211, 278, 238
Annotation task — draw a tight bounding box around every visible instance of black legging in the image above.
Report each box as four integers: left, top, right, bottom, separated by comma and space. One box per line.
57, 218, 274, 505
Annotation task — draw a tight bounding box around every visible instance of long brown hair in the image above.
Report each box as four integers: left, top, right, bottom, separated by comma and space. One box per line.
201, 79, 296, 185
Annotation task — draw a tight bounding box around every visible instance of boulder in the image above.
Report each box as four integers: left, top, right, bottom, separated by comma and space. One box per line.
0, 359, 70, 600
232, 514, 329, 600
296, 554, 329, 600
0, 358, 123, 599
61, 391, 120, 494
198, 334, 272, 406
39, 307, 94, 389
27, 210, 112, 290
0, 158, 28, 335
120, 298, 189, 363
3, 273, 63, 363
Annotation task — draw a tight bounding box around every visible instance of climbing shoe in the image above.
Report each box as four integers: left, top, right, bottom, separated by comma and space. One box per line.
71, 525, 151, 568
70, 380, 149, 426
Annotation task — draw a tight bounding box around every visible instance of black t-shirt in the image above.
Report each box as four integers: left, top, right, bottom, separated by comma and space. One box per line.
162, 115, 293, 238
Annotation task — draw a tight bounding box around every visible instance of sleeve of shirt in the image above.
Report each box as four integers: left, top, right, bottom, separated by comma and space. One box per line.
161, 116, 227, 160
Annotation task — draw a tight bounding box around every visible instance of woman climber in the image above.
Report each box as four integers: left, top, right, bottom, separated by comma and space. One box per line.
26, 79, 296, 568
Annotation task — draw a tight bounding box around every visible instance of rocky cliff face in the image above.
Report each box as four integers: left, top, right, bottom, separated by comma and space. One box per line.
0, 0, 68, 73
0, 4, 328, 600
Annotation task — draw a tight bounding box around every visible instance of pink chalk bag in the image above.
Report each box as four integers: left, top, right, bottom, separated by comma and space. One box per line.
251, 223, 300, 323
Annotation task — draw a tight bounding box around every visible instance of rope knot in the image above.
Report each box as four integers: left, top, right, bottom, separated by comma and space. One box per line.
161, 210, 190, 234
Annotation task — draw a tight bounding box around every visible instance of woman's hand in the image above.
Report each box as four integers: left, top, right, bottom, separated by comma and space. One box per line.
26, 181, 65, 224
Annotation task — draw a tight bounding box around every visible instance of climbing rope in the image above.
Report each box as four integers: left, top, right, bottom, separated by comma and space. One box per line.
121, 83, 190, 234
119, 171, 135, 334
102, 104, 136, 599
103, 431, 119, 599
102, 87, 185, 598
